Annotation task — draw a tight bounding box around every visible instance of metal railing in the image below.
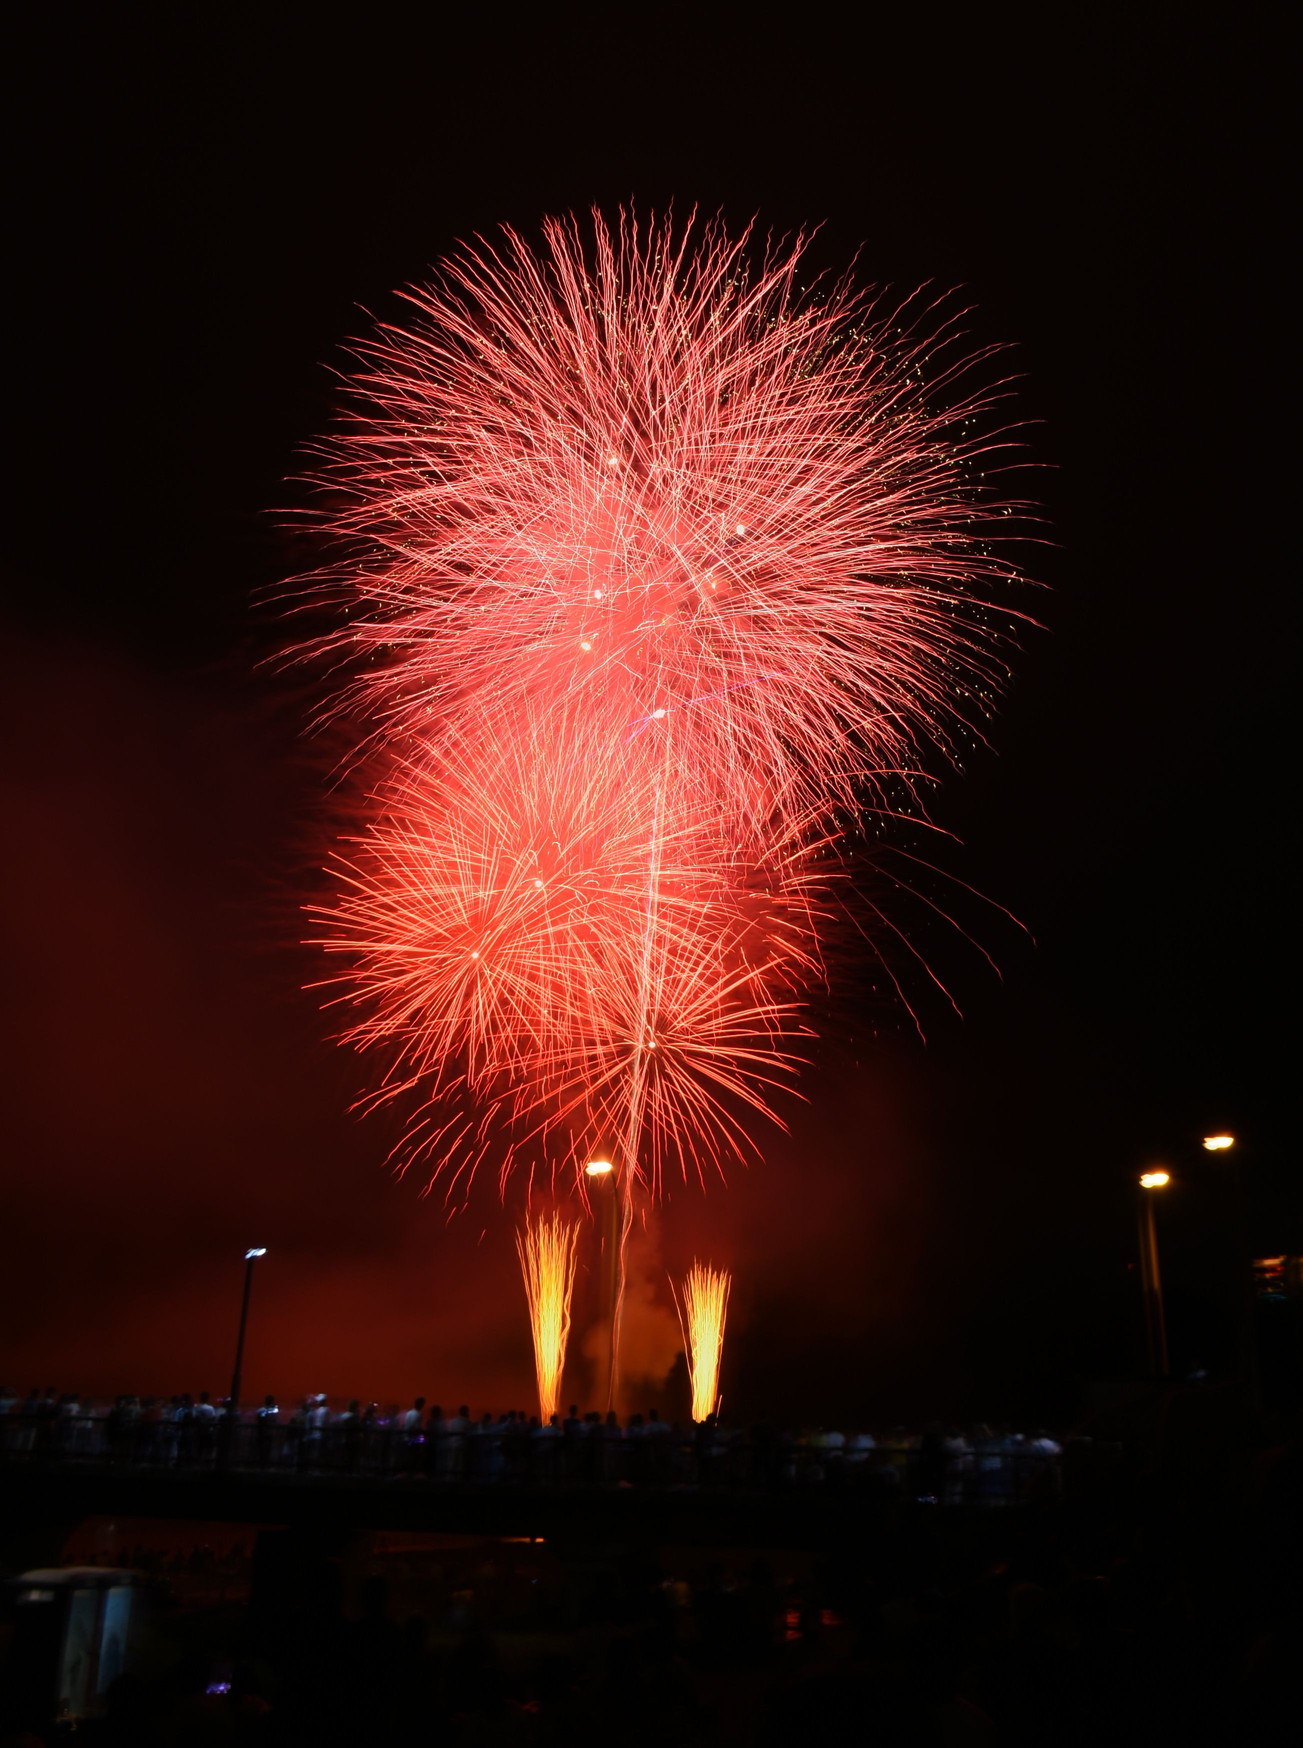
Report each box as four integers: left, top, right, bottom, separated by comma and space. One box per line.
0, 1409, 1062, 1505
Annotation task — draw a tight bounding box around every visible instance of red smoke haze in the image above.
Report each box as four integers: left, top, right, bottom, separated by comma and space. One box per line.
1, 637, 931, 1420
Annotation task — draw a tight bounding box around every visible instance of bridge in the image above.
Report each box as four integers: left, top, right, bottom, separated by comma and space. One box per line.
0, 1413, 1062, 1569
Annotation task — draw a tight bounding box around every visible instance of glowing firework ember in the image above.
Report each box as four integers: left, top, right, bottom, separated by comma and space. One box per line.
296, 209, 1025, 1191
516, 1212, 580, 1422
673, 1262, 732, 1422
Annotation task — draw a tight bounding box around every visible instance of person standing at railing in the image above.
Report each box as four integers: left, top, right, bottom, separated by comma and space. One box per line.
844, 1429, 876, 1484
576, 1411, 599, 1482
822, 1426, 847, 1488
54, 1390, 80, 1454
597, 1411, 623, 1484
287, 1398, 308, 1470
254, 1394, 279, 1467
438, 1404, 469, 1481
561, 1405, 584, 1481
53, 1391, 72, 1453
304, 1393, 329, 1471
943, 1429, 973, 1505
334, 1399, 361, 1472
9, 1389, 37, 1454
625, 1412, 648, 1483
1025, 1430, 1062, 1501
33, 1387, 57, 1459
139, 1395, 163, 1464
395, 1396, 425, 1475
468, 1412, 500, 1480
193, 1391, 218, 1464
693, 1412, 720, 1486
530, 1412, 561, 1482
644, 1408, 672, 1485
107, 1394, 136, 1464
494, 1411, 517, 1481
973, 1425, 1013, 1507
216, 1395, 237, 1461
363, 1402, 384, 1471
422, 1404, 444, 1476
171, 1394, 194, 1466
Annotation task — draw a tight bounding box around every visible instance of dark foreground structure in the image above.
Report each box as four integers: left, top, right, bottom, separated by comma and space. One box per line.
1, 1387, 1298, 1744
0, 1405, 1062, 1513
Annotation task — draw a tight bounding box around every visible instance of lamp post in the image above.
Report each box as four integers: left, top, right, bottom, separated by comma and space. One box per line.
1203, 1132, 1257, 1406
1137, 1173, 1170, 1378
585, 1160, 626, 1413
228, 1247, 267, 1423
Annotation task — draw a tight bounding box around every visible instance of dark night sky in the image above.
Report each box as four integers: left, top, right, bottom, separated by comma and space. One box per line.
1, 10, 1292, 1424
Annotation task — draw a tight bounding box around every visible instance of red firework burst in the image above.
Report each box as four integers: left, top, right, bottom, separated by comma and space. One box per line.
310, 707, 828, 1196
292, 210, 1027, 1193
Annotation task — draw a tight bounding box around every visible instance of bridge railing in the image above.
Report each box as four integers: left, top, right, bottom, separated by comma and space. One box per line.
0, 1410, 1062, 1505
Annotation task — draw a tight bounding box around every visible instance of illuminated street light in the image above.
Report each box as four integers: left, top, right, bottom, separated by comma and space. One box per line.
227, 1246, 268, 1449
1136, 1175, 1169, 1378
584, 1159, 626, 1410
1200, 1130, 1259, 1404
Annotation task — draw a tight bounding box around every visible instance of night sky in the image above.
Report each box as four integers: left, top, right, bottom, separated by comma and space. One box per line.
2, 12, 1290, 1426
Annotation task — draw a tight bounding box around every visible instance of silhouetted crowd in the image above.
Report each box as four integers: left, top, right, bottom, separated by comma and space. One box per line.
0, 1385, 1063, 1501
3, 1380, 1300, 1742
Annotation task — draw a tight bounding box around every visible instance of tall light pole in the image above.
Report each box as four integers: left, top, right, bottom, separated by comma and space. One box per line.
1203, 1132, 1257, 1406
1138, 1173, 1170, 1378
228, 1247, 268, 1420
585, 1160, 626, 1414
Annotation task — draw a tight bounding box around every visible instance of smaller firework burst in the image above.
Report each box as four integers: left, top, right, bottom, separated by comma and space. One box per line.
517, 1213, 580, 1422
673, 1262, 732, 1423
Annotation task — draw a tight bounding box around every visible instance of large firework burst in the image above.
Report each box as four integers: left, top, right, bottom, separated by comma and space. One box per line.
294, 209, 1025, 1193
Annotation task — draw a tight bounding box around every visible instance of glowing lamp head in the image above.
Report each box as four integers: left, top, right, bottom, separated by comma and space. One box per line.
585, 1160, 614, 1177
245, 1247, 268, 1260
1202, 1134, 1235, 1152
1139, 1171, 1170, 1191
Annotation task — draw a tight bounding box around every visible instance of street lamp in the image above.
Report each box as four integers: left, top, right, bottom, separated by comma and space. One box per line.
1137, 1173, 1170, 1378
1200, 1130, 1258, 1404
228, 1247, 268, 1424
585, 1160, 626, 1413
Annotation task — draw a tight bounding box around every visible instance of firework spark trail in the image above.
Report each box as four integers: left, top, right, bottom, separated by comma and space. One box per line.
516, 1213, 580, 1422
673, 1262, 732, 1423
295, 208, 1027, 1193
